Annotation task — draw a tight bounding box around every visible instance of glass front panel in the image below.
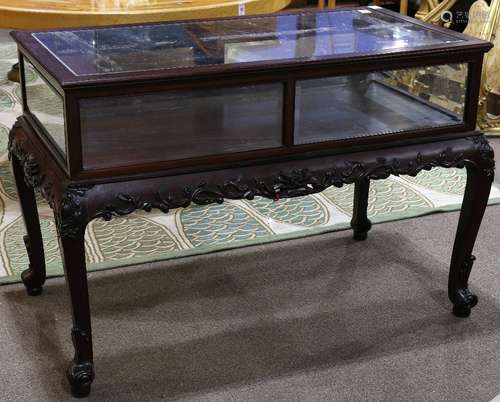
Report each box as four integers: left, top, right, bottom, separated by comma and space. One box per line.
294, 63, 468, 145
31, 9, 461, 76
24, 60, 66, 155
80, 83, 283, 169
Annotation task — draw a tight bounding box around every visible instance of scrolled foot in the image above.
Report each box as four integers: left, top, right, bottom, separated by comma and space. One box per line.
21, 269, 43, 296
7, 63, 20, 83
352, 219, 371, 241
451, 288, 478, 318
67, 362, 94, 398
21, 235, 44, 296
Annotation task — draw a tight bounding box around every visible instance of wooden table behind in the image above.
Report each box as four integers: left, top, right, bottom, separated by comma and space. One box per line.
0, 0, 292, 29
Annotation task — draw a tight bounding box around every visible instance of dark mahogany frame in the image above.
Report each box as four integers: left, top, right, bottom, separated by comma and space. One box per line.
8, 7, 496, 398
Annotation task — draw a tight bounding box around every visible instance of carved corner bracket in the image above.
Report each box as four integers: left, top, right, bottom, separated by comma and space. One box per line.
466, 135, 496, 178
8, 121, 56, 208
56, 186, 94, 240
9, 120, 93, 240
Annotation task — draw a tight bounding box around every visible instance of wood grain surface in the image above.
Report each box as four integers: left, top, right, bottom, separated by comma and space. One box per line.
0, 0, 291, 29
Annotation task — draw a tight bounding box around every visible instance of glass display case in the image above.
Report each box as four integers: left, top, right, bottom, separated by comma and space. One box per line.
9, 8, 494, 398
11, 7, 491, 178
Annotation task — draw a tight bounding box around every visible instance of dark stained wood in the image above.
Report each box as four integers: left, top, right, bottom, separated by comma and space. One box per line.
11, 153, 46, 295
79, 83, 284, 169
283, 78, 295, 147
351, 178, 372, 241
7, 8, 496, 397
463, 54, 486, 131
10, 8, 492, 88
57, 225, 94, 397
449, 143, 494, 317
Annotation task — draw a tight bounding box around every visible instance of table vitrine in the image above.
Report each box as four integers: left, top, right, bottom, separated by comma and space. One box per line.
9, 7, 494, 397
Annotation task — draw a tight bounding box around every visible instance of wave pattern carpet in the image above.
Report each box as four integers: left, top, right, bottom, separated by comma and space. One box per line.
1, 35, 500, 284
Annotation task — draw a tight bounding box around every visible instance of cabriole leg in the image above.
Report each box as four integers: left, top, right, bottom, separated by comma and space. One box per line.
11, 153, 46, 295
56, 218, 94, 397
449, 160, 493, 318
351, 178, 372, 241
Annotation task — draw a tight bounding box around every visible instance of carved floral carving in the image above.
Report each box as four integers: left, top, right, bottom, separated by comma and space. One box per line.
466, 135, 496, 177
90, 137, 494, 224
57, 186, 94, 240
8, 121, 57, 210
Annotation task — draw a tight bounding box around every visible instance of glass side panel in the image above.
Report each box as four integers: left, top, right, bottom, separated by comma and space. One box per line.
294, 62, 468, 145
80, 83, 283, 169
31, 9, 461, 76
24, 60, 66, 155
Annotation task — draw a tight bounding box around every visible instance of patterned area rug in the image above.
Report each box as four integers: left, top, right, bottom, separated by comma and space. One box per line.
1, 35, 500, 285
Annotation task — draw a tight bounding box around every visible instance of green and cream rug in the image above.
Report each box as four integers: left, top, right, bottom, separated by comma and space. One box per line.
1, 34, 500, 285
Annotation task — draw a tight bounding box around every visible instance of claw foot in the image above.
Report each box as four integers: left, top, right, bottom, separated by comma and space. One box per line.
68, 362, 94, 398
451, 288, 478, 318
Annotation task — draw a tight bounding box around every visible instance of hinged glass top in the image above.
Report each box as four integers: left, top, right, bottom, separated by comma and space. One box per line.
32, 8, 461, 77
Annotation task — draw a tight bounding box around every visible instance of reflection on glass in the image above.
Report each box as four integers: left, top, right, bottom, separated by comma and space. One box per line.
294, 63, 467, 144
24, 60, 66, 155
32, 9, 461, 76
80, 84, 283, 169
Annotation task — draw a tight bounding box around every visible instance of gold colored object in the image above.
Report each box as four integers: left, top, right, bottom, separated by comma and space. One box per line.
1, 0, 291, 83
382, 64, 467, 118
320, 0, 408, 15
318, 0, 337, 9
416, 0, 500, 133
415, 0, 457, 25
0, 0, 292, 29
467, 0, 500, 133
